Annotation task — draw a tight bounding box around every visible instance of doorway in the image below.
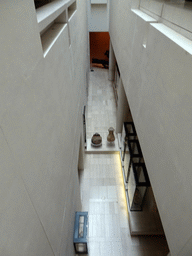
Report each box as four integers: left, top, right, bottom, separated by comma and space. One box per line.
89, 32, 110, 69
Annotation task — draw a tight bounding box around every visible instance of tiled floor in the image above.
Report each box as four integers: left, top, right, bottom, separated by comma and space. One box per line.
80, 67, 169, 256
86, 68, 116, 141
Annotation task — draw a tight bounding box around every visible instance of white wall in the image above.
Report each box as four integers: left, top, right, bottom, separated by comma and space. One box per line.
0, 0, 88, 255
116, 78, 132, 133
109, 0, 192, 255
88, 0, 109, 31
139, 0, 192, 41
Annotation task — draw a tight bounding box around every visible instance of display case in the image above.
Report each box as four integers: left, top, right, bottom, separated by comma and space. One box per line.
125, 139, 143, 182
121, 122, 137, 162
127, 163, 150, 211
73, 212, 88, 254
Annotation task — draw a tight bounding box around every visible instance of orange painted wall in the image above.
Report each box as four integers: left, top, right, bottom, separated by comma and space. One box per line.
90, 32, 110, 63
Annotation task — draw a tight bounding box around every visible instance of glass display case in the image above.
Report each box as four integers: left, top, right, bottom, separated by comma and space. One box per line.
73, 212, 88, 254
127, 163, 150, 211
121, 122, 137, 163
126, 139, 143, 182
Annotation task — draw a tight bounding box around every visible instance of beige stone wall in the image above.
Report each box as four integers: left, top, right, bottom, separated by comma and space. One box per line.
0, 0, 88, 255
87, 0, 109, 31
109, 0, 192, 255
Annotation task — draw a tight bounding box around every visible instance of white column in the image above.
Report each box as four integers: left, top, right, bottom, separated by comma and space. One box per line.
108, 41, 115, 81
116, 78, 132, 133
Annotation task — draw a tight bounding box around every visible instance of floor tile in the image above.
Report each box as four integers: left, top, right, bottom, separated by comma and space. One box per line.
80, 68, 169, 256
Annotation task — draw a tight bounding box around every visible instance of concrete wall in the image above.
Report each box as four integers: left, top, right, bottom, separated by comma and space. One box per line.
88, 0, 109, 31
0, 0, 88, 255
109, 0, 192, 255
116, 78, 132, 133
139, 0, 192, 41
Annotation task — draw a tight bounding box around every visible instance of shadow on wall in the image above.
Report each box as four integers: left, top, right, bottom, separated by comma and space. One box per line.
34, 0, 52, 8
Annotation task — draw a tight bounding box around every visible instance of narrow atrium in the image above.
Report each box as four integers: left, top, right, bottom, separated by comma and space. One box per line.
0, 0, 192, 256
81, 67, 169, 255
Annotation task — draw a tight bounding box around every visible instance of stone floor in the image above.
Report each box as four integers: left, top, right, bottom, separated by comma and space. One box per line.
86, 68, 116, 141
79, 67, 169, 256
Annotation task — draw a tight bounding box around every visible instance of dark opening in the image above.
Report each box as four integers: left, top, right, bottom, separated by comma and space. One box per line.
34, 0, 52, 9
90, 32, 110, 69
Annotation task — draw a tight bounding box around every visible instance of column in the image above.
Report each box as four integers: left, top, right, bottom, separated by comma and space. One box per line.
108, 41, 115, 81
116, 78, 132, 133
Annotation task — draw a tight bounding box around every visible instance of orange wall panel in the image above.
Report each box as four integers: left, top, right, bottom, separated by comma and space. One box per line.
90, 32, 110, 63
